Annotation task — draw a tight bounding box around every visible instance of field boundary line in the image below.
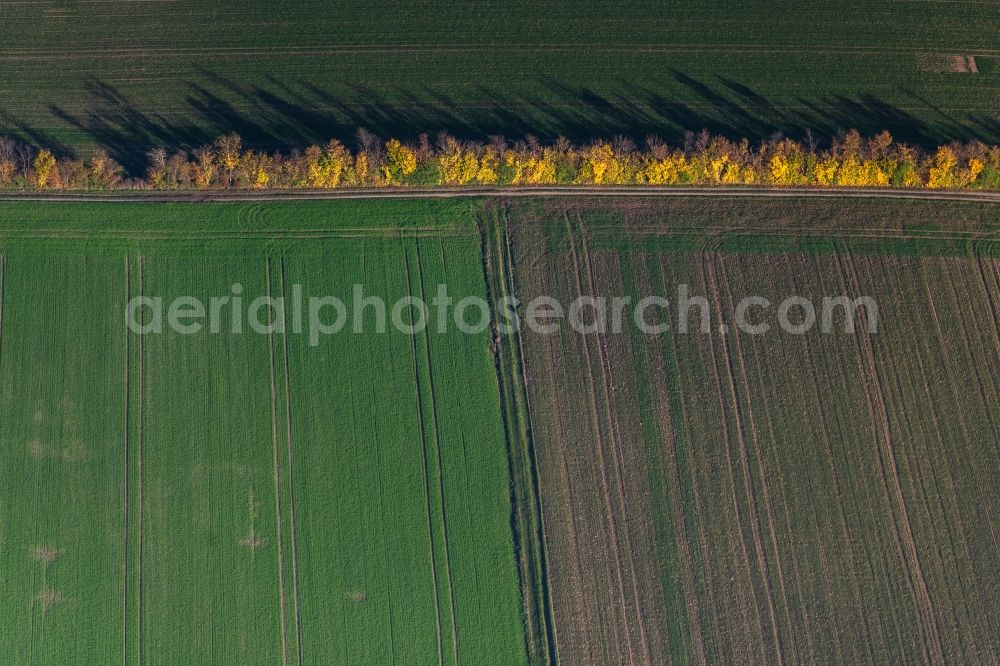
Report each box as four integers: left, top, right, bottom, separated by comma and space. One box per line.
7, 186, 1000, 205
563, 214, 638, 665
265, 257, 291, 666
481, 213, 559, 664
414, 241, 461, 666
278, 259, 305, 666
503, 220, 559, 666
0, 229, 473, 241
7, 42, 1000, 56
0, 256, 5, 375
135, 256, 146, 666
579, 223, 655, 663
839, 253, 945, 664
403, 247, 446, 666
123, 256, 130, 666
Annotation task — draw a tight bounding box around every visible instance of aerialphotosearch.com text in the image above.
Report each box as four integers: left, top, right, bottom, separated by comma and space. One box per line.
125, 282, 879, 346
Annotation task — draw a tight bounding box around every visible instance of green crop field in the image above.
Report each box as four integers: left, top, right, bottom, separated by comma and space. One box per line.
0, 199, 528, 664
503, 197, 1000, 663
2, 1, 1000, 171
1, 196, 999, 663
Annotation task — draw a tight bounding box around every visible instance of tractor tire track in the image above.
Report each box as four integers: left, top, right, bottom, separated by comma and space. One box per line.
579, 224, 655, 663
278, 259, 305, 665
0, 257, 4, 374
702, 253, 784, 664
495, 218, 560, 665
402, 248, 446, 666
413, 242, 461, 666
716, 253, 794, 663
123, 256, 130, 666
135, 256, 146, 666
839, 253, 945, 665
653, 253, 728, 662
265, 257, 291, 666
524, 254, 595, 662
562, 215, 637, 665
697, 253, 767, 660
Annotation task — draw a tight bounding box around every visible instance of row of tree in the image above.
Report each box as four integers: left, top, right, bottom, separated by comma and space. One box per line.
1, 130, 998, 191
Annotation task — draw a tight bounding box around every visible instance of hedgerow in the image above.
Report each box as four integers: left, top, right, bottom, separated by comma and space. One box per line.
1, 129, 998, 191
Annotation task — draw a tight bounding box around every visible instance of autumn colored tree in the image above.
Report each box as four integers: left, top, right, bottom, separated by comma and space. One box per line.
215, 133, 242, 187
8, 129, 1000, 193
0, 136, 16, 187
384, 139, 417, 184
33, 149, 57, 189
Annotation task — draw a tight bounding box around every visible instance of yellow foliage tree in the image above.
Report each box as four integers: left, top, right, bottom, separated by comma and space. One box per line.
769, 154, 795, 185
33, 149, 57, 189
438, 145, 480, 185
927, 146, 958, 189
813, 158, 839, 186
355, 152, 370, 186
638, 154, 684, 185
306, 140, 352, 188
965, 158, 985, 187
193, 147, 215, 189
475, 147, 499, 184
579, 142, 614, 184
215, 134, 242, 171
384, 139, 417, 184
521, 150, 557, 185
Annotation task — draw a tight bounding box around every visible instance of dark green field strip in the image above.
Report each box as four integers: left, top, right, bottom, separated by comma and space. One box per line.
0, 255, 125, 662
0, 199, 478, 234
3, 0, 1000, 163
5, 1, 999, 50
519, 197, 1000, 257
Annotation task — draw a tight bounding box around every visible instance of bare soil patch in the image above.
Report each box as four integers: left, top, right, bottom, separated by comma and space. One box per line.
918, 54, 978, 73
36, 588, 64, 611
33, 546, 62, 566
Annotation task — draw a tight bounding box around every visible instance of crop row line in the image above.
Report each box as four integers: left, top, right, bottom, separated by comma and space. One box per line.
266, 257, 293, 666
278, 259, 305, 665
122, 257, 130, 666
136, 256, 146, 665
414, 242, 462, 665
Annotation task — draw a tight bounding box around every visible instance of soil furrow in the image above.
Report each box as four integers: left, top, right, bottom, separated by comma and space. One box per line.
703, 253, 784, 663
840, 253, 945, 665
580, 225, 656, 664
563, 215, 637, 665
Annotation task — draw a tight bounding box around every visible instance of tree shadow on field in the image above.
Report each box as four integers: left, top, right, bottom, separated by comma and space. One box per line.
12, 69, 1000, 176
